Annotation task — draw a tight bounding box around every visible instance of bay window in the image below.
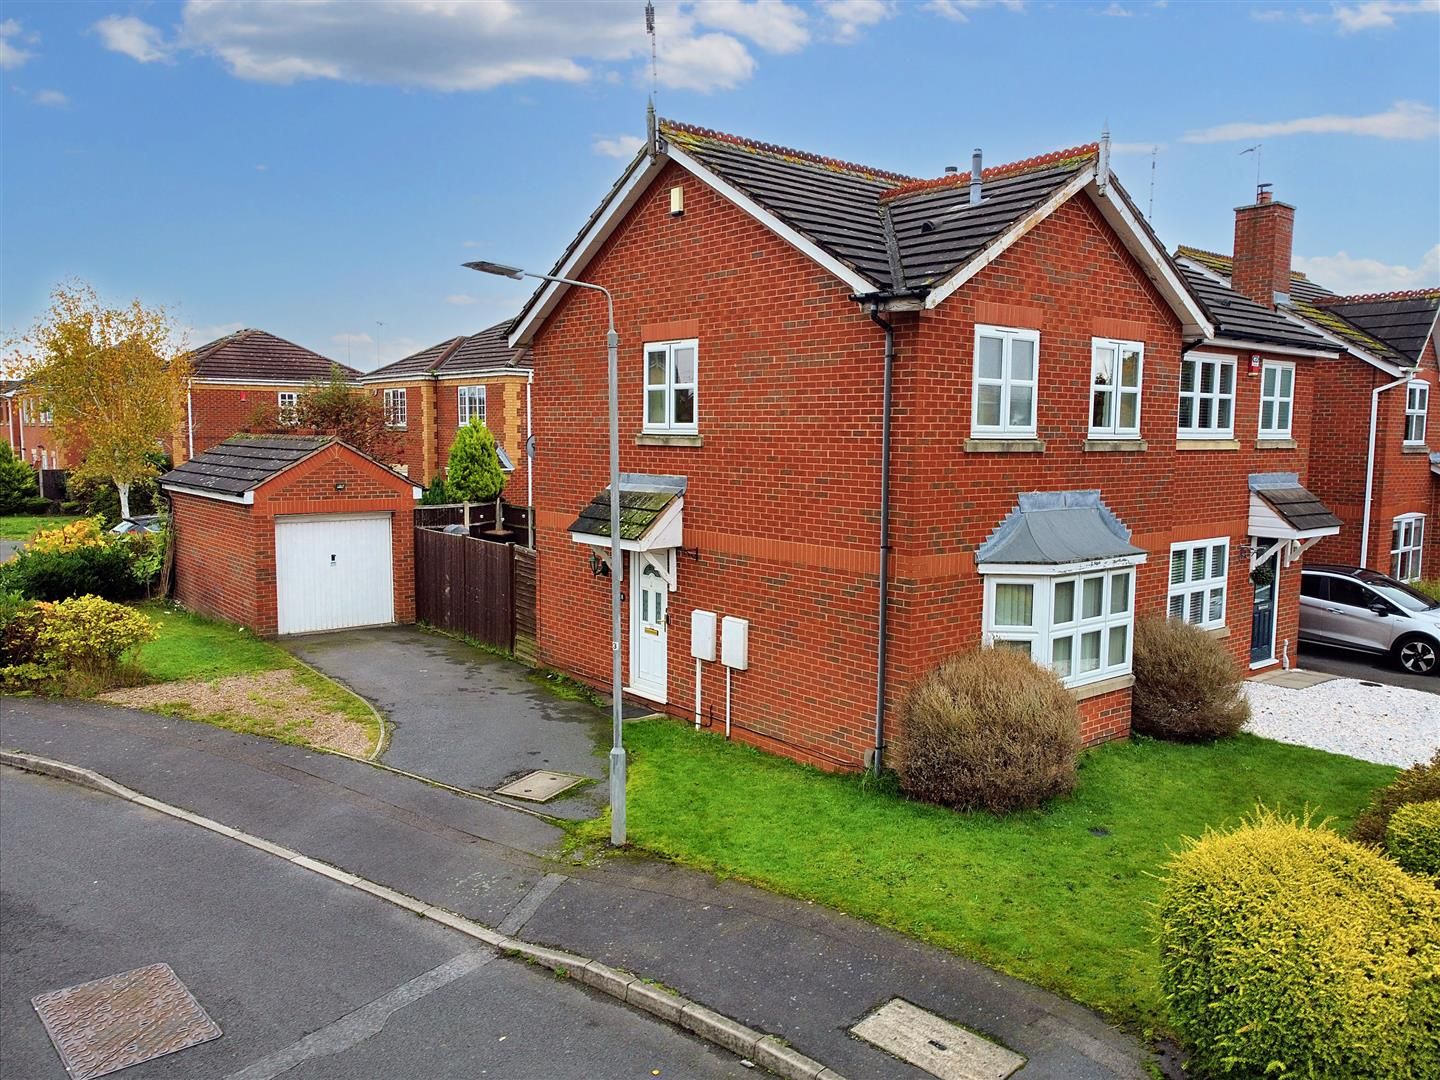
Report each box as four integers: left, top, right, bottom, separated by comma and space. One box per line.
983, 565, 1136, 688
643, 339, 698, 433
972, 325, 1039, 438
1090, 338, 1143, 438
1177, 354, 1235, 438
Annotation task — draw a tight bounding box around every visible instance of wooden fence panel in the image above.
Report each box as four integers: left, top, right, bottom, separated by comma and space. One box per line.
413, 527, 514, 651
512, 547, 538, 667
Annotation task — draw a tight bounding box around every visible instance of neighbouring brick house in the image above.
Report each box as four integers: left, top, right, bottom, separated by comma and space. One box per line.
358, 323, 532, 497
508, 119, 1342, 771
177, 329, 362, 463
1176, 194, 1438, 583
3, 382, 77, 471
159, 435, 420, 636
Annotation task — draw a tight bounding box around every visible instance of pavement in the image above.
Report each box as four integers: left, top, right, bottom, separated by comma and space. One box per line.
0, 695, 1153, 1080
1297, 641, 1440, 694
0, 767, 750, 1080
0, 539, 22, 562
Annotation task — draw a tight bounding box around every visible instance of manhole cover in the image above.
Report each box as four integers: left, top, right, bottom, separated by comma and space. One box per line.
1359, 681, 1382, 687
851, 998, 1024, 1080
32, 963, 221, 1080
494, 770, 584, 802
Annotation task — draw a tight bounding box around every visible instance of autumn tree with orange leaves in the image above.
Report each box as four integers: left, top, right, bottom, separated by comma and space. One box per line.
8, 283, 189, 520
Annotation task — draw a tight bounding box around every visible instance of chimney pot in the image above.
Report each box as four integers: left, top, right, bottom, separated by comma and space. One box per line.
944, 165, 958, 175
969, 148, 983, 206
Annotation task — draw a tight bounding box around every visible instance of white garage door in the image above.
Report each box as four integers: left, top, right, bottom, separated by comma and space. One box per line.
275, 514, 395, 635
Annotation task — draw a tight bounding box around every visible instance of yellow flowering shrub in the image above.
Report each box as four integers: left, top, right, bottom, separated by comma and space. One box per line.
27, 517, 109, 555
33, 595, 155, 676
1388, 800, 1440, 882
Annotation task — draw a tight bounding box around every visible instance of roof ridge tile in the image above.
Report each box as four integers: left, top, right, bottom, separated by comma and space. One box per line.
1316, 288, 1440, 306
658, 118, 913, 184
879, 143, 1100, 203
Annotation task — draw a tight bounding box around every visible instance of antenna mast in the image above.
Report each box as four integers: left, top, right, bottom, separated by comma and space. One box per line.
1240, 143, 1262, 196
1148, 146, 1157, 221
645, 1, 657, 99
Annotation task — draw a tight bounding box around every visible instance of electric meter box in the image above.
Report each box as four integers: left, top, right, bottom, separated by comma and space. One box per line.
721, 616, 749, 670
691, 610, 717, 662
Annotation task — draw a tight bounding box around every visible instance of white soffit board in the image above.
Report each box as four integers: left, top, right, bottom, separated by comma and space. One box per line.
851, 998, 1025, 1080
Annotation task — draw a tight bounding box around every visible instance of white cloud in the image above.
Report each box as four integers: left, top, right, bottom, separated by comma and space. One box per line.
462, 240, 484, 249
254, 163, 268, 172
0, 19, 33, 70
924, 0, 1025, 21
691, 0, 809, 52
1182, 100, 1439, 142
31, 88, 68, 107
332, 331, 373, 346
593, 134, 646, 159
817, 0, 895, 42
1332, 0, 1439, 32
1293, 245, 1440, 295
656, 30, 756, 91
445, 294, 479, 306
1099, 2, 1133, 15
93, 14, 173, 64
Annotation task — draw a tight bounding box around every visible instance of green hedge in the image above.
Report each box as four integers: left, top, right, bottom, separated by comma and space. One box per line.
1158, 809, 1440, 1078
1353, 751, 1440, 847
1387, 800, 1440, 882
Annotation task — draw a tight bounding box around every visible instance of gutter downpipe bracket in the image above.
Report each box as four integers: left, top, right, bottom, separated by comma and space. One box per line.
1360, 368, 1416, 568
868, 303, 895, 775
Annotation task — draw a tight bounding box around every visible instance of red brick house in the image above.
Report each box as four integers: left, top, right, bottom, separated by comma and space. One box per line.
177, 329, 361, 464
358, 322, 532, 497
3, 383, 78, 471
159, 435, 420, 636
1176, 198, 1438, 583
508, 119, 1342, 771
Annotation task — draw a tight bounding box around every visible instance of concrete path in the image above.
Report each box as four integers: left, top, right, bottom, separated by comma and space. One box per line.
0, 696, 1154, 1080
286, 626, 610, 819
1, 768, 749, 1080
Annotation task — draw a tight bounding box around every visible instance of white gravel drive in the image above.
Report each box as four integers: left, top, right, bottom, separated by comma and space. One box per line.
1244, 677, 1440, 767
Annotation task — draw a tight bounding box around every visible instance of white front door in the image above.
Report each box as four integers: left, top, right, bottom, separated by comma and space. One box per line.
629, 552, 668, 702
275, 514, 395, 635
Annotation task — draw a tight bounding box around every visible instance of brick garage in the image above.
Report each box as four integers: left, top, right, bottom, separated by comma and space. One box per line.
160, 436, 419, 636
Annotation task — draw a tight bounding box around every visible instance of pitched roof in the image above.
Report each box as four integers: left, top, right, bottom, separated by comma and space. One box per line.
975, 490, 1145, 566
1249, 473, 1342, 533
159, 435, 333, 496
362, 322, 529, 383
1176, 262, 1333, 353
568, 474, 686, 541
1314, 290, 1440, 364
188, 329, 359, 383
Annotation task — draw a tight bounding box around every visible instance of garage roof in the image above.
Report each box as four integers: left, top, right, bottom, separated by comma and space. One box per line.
161, 436, 333, 497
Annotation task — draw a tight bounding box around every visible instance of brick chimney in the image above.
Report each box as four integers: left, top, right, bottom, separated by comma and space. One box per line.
1232, 184, 1295, 309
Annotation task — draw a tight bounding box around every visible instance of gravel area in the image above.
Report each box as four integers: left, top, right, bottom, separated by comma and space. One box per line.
1244, 677, 1440, 767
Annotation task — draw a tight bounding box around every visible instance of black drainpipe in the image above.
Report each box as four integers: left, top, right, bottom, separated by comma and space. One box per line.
868, 304, 894, 775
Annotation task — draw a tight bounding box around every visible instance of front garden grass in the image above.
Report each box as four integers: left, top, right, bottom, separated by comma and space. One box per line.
0, 514, 78, 542
580, 720, 1395, 1033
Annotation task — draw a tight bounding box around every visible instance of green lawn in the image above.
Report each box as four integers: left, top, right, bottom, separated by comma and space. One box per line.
0, 514, 79, 542
582, 721, 1395, 1032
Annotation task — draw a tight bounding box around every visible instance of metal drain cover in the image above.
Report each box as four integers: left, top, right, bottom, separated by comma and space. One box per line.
32, 962, 221, 1080
494, 770, 584, 802
851, 998, 1024, 1080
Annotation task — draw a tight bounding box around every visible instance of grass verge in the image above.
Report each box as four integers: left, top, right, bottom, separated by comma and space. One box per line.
577, 720, 1394, 1033
0, 514, 79, 542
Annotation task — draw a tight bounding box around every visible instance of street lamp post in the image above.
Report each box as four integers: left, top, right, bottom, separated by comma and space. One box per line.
464, 261, 626, 846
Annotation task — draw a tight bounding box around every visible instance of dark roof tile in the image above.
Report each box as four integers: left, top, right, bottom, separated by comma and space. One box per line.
189, 329, 358, 383
362, 322, 528, 383
159, 435, 332, 496
1316, 291, 1440, 364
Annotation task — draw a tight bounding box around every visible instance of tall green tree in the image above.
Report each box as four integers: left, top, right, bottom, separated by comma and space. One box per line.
0, 442, 44, 514
446, 419, 505, 503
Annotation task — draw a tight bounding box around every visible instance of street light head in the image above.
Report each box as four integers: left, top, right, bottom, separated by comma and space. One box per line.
462, 260, 525, 280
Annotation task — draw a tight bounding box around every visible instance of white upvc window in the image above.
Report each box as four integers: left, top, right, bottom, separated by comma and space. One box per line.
37, 406, 52, 425
1177, 354, 1235, 438
458, 385, 487, 425
1258, 361, 1294, 438
1089, 338, 1143, 438
643, 339, 698, 433
1168, 538, 1229, 629
1392, 514, 1425, 582
277, 391, 299, 425
983, 565, 1135, 689
383, 387, 407, 429
1404, 381, 1429, 446
972, 325, 1039, 438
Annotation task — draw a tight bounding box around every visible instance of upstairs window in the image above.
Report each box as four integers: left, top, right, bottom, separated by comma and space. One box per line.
1178, 354, 1235, 438
1168, 538, 1229, 629
38, 406, 52, 425
643, 339, 698, 433
1405, 381, 1429, 446
973, 325, 1039, 438
383, 388, 407, 429
458, 385, 487, 426
277, 391, 299, 426
1258, 361, 1294, 438
1090, 338, 1143, 438
1392, 514, 1425, 582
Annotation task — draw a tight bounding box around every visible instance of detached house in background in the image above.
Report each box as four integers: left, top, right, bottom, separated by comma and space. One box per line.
176, 329, 361, 464
359, 322, 532, 496
1176, 194, 1438, 583
509, 118, 1343, 772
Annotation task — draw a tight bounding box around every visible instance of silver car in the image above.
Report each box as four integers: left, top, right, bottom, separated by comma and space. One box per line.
1299, 564, 1440, 675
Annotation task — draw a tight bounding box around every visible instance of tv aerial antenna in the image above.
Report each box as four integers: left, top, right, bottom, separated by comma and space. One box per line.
1240, 143, 1263, 195
645, 1, 658, 99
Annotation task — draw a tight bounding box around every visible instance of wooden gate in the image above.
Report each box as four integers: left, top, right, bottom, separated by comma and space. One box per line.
512, 547, 538, 666
414, 527, 514, 650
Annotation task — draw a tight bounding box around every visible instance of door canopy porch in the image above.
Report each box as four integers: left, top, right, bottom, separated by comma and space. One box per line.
567, 473, 686, 585
1248, 473, 1342, 568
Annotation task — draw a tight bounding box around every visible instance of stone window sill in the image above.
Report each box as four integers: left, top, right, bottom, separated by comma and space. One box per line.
636, 433, 704, 447
1175, 438, 1240, 451
1204, 625, 1232, 639
1084, 439, 1148, 453
1401, 444, 1430, 455
964, 438, 1046, 454
1069, 673, 1134, 701
1255, 437, 1296, 450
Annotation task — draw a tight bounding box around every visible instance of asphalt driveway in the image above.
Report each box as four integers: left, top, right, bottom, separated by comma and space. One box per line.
1299, 641, 1440, 694
286, 627, 610, 818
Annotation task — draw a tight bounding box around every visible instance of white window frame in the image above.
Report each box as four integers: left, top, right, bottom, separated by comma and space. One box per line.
383, 387, 407, 429
458, 385, 487, 426
1177, 353, 1236, 439
1167, 537, 1229, 629
277, 391, 299, 426
1404, 381, 1429, 446
1258, 360, 1294, 439
982, 564, 1136, 689
642, 338, 699, 434
1392, 514, 1425, 582
972, 325, 1040, 438
1089, 338, 1143, 439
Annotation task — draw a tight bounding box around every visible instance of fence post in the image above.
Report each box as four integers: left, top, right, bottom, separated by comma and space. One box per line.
462, 501, 471, 529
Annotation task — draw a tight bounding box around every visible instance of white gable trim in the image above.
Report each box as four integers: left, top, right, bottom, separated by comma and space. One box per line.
1201, 337, 1339, 360
161, 482, 255, 505
510, 152, 670, 348
666, 144, 879, 297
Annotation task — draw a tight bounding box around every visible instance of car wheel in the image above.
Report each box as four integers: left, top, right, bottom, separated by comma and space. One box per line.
1394, 635, 1440, 675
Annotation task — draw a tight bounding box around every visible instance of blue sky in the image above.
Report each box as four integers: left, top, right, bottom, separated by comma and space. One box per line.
2, 0, 1437, 371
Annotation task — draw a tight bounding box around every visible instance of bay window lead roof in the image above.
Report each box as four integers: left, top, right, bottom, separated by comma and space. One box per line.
976, 490, 1145, 566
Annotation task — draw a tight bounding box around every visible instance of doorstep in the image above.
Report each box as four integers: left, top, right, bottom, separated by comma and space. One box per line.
1246, 668, 1337, 689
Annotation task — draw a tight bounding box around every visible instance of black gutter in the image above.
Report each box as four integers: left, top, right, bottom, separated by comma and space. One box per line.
868, 304, 895, 775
